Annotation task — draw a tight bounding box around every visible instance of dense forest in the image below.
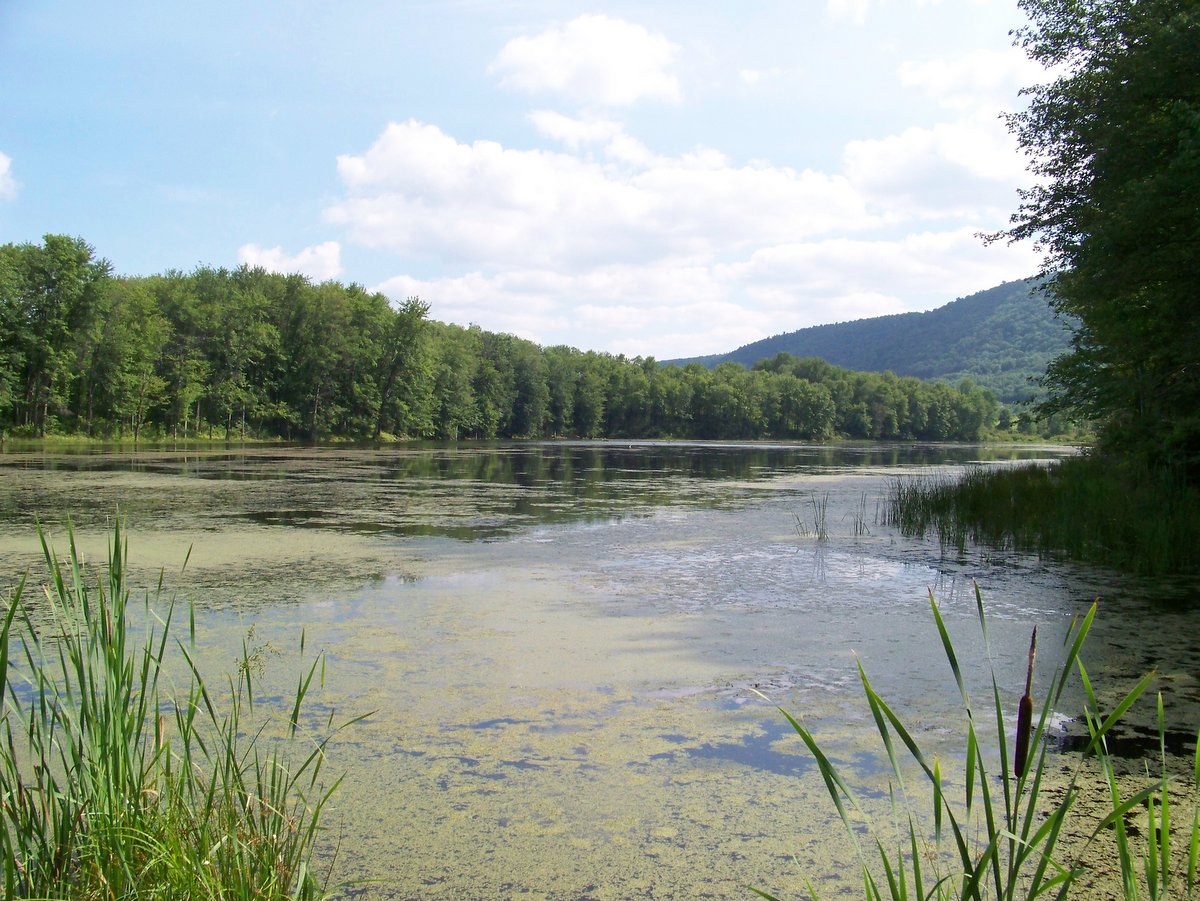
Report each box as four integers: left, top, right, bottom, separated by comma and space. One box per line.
0, 235, 1010, 444
673, 280, 1072, 404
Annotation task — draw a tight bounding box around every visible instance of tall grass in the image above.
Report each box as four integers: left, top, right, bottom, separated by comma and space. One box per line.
0, 520, 361, 899
753, 585, 1200, 900
885, 456, 1200, 575
795, 493, 831, 541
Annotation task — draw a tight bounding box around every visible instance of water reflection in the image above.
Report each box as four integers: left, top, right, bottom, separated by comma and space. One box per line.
0, 440, 1071, 542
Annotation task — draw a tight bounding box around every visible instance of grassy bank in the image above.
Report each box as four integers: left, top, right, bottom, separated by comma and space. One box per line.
885, 455, 1200, 575
0, 522, 357, 899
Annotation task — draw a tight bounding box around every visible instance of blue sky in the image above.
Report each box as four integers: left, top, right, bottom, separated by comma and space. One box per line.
0, 0, 1046, 359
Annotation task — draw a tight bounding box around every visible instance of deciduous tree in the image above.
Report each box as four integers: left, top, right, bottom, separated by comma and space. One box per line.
1003, 0, 1200, 466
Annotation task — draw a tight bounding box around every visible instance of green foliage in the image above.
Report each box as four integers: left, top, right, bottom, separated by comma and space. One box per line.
0, 521, 357, 898
0, 235, 1008, 444
755, 354, 999, 442
0, 235, 112, 435
885, 456, 1200, 575
672, 281, 1072, 405
754, 587, 1200, 900
1002, 0, 1200, 469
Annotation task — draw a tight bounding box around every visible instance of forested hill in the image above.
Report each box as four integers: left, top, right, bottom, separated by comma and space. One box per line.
671, 280, 1073, 403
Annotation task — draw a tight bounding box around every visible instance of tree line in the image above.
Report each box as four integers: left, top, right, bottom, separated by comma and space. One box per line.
0, 235, 1004, 444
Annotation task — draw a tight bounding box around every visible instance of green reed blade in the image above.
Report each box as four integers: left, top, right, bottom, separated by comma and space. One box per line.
933, 756, 944, 845
748, 883, 789, 901
776, 705, 861, 832
876, 838, 903, 901
859, 660, 906, 791
931, 591, 968, 707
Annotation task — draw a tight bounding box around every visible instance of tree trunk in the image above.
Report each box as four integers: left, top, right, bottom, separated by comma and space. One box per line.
373, 356, 403, 441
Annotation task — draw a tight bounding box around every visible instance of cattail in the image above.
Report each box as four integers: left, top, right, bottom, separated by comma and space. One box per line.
1014, 627, 1037, 778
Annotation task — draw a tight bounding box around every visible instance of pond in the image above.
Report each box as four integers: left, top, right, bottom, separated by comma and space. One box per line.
1, 441, 1196, 900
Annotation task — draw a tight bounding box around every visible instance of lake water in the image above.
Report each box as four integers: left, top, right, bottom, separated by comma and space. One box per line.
1, 441, 1197, 900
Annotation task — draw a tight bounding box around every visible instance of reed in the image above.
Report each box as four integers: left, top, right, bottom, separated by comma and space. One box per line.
851, 492, 872, 539
0, 520, 362, 899
794, 493, 831, 542
884, 456, 1200, 575
752, 585, 1200, 900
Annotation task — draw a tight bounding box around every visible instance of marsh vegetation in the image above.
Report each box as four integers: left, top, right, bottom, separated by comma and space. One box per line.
0, 521, 357, 899
886, 457, 1200, 576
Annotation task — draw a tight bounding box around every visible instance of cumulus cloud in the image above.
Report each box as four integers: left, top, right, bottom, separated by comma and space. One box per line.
237, 241, 343, 281
0, 153, 17, 201
528, 110, 624, 149
843, 114, 1029, 218
372, 227, 1039, 359
838, 45, 1040, 222
899, 48, 1043, 110
373, 263, 775, 358
489, 14, 681, 107
828, 0, 993, 24
327, 92, 1037, 358
727, 228, 1039, 306
738, 68, 784, 86
326, 119, 876, 272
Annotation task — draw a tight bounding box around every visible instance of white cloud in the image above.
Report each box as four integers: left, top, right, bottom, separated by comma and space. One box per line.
528, 112, 656, 165
329, 99, 1038, 358
326, 120, 878, 270
727, 229, 1039, 306
827, 0, 871, 24
827, 0, 993, 24
604, 132, 657, 167
528, 110, 624, 149
0, 153, 17, 201
843, 114, 1029, 218
489, 14, 681, 107
374, 263, 772, 358
899, 48, 1043, 110
738, 67, 784, 86
371, 228, 1039, 359
831, 45, 1040, 223
237, 241, 343, 281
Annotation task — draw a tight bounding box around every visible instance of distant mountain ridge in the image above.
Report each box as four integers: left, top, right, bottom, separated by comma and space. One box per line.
669, 279, 1073, 404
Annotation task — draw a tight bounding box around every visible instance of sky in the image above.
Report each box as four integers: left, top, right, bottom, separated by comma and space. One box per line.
0, 0, 1048, 360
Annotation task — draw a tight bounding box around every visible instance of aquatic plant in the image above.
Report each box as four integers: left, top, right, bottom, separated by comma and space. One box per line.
0, 520, 362, 899
794, 492, 831, 542
752, 585, 1200, 900
844, 491, 872, 539
795, 491, 873, 541
883, 456, 1200, 575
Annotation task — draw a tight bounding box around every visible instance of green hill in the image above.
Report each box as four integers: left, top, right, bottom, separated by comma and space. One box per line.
671, 280, 1073, 404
